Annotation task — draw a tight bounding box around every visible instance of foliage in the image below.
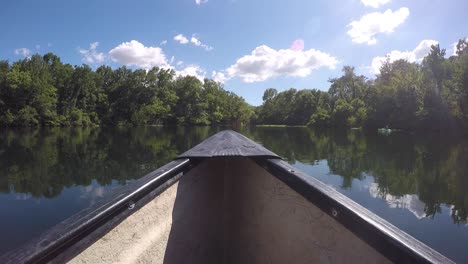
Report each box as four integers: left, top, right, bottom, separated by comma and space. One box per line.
256, 39, 468, 132
0, 54, 252, 127
2, 39, 468, 131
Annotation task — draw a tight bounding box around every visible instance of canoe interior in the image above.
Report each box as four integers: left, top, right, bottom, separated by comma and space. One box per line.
71, 157, 390, 264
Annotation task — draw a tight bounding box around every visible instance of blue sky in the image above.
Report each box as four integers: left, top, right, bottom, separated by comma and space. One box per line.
1, 0, 467, 105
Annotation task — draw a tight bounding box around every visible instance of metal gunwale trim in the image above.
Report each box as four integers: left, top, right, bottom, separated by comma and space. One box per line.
260, 158, 454, 264
2, 158, 192, 264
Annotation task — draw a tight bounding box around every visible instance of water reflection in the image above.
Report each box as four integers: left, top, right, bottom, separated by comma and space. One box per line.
0, 126, 222, 199
368, 183, 426, 219
1, 127, 468, 223
244, 127, 468, 224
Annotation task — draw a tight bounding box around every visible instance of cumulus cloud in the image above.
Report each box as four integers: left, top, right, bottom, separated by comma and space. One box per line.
347, 7, 410, 45
174, 34, 189, 44
190, 36, 213, 51
79, 42, 105, 64
109, 40, 208, 82
195, 0, 208, 5
109, 40, 169, 69
211, 71, 227, 83
14, 48, 31, 57
290, 39, 305, 51
215, 45, 338, 83
360, 0, 391, 8
176, 65, 206, 81
370, 39, 438, 74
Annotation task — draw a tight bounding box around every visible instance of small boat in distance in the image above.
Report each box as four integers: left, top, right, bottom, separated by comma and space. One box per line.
1, 130, 453, 263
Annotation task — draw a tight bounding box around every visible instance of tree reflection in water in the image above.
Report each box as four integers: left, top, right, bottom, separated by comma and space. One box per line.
0, 126, 468, 259
0, 126, 220, 198
244, 127, 468, 224
0, 126, 467, 224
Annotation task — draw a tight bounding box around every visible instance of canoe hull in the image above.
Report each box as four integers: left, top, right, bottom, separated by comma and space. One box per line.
72, 157, 390, 263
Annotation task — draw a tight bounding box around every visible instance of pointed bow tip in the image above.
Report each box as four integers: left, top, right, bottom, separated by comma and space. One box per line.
177, 130, 280, 159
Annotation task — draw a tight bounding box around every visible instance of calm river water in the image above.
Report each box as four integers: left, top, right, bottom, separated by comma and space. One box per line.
0, 126, 467, 262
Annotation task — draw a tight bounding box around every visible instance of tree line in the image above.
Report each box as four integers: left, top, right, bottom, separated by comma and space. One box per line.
0, 54, 253, 127
255, 39, 468, 132
1, 39, 467, 131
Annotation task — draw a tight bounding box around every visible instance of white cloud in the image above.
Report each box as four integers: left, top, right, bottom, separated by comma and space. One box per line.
211, 71, 227, 83
174, 34, 213, 51
79, 42, 105, 64
14, 48, 30, 57
451, 42, 459, 56
370, 39, 438, 74
451, 39, 467, 56
190, 36, 201, 46
109, 40, 169, 69
176, 65, 206, 81
218, 45, 338, 83
160, 40, 167, 46
360, 0, 391, 8
190, 36, 213, 51
174, 34, 189, 44
347, 7, 410, 45
109, 39, 208, 82
195, 0, 208, 5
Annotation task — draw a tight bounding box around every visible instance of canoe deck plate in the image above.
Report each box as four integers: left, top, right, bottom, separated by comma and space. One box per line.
177, 130, 280, 159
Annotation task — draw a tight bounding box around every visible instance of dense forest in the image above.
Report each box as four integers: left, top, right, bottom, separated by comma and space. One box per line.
1, 39, 467, 131
0, 54, 253, 126
255, 39, 468, 131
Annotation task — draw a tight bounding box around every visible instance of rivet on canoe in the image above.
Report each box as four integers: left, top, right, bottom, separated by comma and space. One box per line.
289, 169, 295, 173
128, 202, 135, 210
331, 208, 338, 218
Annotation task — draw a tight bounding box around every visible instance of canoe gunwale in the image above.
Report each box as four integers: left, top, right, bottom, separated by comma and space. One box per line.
257, 158, 454, 264
1, 159, 191, 264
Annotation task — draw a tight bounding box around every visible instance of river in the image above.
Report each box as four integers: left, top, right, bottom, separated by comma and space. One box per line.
0, 126, 467, 262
